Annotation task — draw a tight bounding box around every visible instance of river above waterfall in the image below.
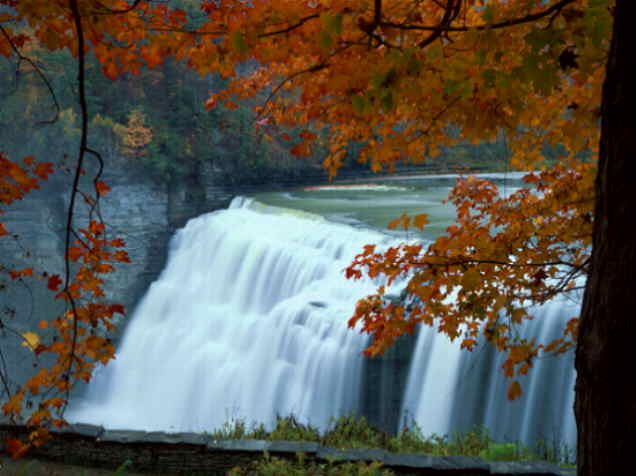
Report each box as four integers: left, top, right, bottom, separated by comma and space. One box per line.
250, 171, 526, 239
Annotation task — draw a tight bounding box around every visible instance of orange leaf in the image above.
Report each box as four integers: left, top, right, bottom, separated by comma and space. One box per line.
103, 62, 118, 80
68, 246, 83, 262
507, 380, 523, 401
413, 213, 429, 231
4, 438, 30, 459
290, 142, 311, 157
33, 162, 53, 180
109, 238, 126, 248
113, 250, 131, 263
95, 180, 111, 196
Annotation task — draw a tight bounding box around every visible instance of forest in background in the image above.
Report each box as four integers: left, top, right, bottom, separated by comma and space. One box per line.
0, 44, 518, 188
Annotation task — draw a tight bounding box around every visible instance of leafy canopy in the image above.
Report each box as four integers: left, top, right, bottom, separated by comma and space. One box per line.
0, 0, 611, 457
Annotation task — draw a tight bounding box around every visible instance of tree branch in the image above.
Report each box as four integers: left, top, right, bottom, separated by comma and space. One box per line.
380, 0, 576, 34
0, 25, 60, 124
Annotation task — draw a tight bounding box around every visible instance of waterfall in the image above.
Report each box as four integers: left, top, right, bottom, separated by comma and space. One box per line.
401, 295, 579, 454
68, 197, 397, 432
69, 194, 578, 455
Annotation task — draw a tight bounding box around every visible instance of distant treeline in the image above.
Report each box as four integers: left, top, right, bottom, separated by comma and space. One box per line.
0, 3, 531, 189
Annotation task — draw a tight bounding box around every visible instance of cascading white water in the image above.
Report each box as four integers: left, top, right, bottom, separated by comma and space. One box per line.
401, 294, 579, 455
68, 197, 399, 432
69, 190, 579, 455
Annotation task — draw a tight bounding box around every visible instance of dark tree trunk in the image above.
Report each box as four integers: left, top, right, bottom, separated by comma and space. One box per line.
575, 2, 636, 475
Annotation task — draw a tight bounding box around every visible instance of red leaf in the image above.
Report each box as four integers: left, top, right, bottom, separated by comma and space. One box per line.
299, 129, 317, 141
95, 180, 111, 196
33, 162, 53, 180
290, 142, 311, 157
111, 304, 125, 315
47, 275, 62, 291
5, 438, 30, 459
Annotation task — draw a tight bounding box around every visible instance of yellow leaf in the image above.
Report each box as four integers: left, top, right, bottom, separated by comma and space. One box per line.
413, 213, 429, 231
21, 331, 40, 351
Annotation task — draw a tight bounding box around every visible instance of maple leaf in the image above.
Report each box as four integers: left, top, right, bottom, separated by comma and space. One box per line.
290, 142, 311, 157
47, 274, 63, 291
113, 250, 131, 263
33, 162, 53, 180
21, 331, 40, 351
95, 180, 111, 196
109, 238, 126, 247
413, 214, 429, 231
507, 380, 523, 401
68, 246, 83, 262
4, 438, 30, 459
110, 304, 125, 315
8, 267, 33, 279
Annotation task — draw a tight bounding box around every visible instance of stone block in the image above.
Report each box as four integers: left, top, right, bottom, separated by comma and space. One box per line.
268, 440, 320, 454
207, 439, 269, 452
316, 446, 388, 463
383, 453, 490, 474
99, 429, 150, 443
489, 460, 570, 475
53, 422, 104, 438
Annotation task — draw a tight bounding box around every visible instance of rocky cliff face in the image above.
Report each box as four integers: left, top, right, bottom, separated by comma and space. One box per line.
0, 162, 221, 395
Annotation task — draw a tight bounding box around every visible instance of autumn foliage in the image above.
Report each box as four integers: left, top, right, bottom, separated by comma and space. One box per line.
1, 150, 129, 456
175, 0, 606, 400
0, 0, 612, 461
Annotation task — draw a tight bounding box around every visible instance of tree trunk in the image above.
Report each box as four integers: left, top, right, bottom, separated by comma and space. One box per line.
575, 2, 636, 475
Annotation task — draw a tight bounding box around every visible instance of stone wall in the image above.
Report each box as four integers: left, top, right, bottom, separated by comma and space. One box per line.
0, 421, 574, 475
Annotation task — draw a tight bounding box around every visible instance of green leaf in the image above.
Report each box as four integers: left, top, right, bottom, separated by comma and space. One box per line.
481, 69, 497, 87
318, 30, 334, 52
583, 0, 611, 47
380, 90, 393, 111
524, 28, 561, 53
476, 49, 487, 66
483, 5, 496, 23
229, 31, 248, 56
444, 79, 460, 96
371, 71, 389, 89
321, 12, 343, 35
351, 95, 368, 114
